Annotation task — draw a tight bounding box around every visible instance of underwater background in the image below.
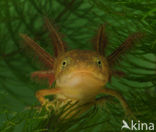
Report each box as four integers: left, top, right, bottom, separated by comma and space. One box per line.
0, 0, 156, 131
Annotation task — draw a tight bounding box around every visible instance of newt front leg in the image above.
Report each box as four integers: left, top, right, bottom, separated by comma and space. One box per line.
36, 88, 60, 105
100, 88, 132, 117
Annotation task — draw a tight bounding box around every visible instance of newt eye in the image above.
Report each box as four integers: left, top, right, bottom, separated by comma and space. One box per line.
96, 59, 102, 67
62, 61, 66, 66
61, 58, 70, 69
62, 60, 67, 68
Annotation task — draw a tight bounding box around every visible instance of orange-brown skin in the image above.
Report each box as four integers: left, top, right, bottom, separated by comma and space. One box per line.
21, 18, 142, 118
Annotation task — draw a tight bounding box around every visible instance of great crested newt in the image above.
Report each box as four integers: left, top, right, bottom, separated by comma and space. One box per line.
21, 18, 142, 118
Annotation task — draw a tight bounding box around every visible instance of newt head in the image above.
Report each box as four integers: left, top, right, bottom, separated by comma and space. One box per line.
54, 50, 109, 100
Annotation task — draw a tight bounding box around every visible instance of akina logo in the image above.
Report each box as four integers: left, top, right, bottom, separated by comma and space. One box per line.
121, 120, 154, 131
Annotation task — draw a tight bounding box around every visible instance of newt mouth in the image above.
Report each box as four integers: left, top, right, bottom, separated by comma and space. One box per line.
58, 70, 107, 87
69, 70, 106, 81
56, 68, 109, 88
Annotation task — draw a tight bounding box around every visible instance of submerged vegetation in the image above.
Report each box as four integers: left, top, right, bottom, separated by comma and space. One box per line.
0, 0, 156, 131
